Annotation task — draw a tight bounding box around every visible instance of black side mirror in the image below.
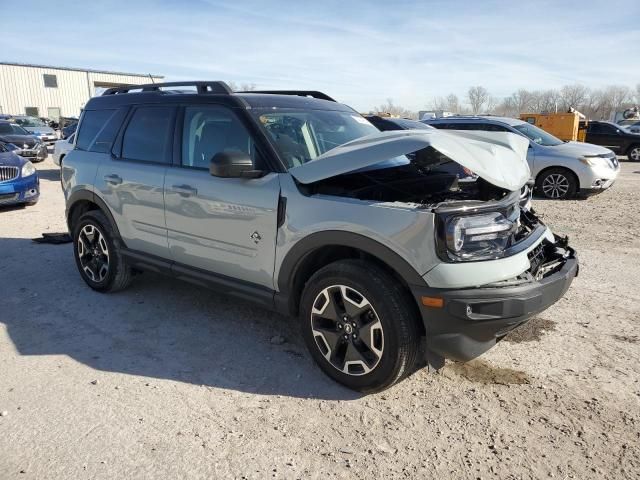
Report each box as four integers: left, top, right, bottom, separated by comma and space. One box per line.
209, 151, 263, 178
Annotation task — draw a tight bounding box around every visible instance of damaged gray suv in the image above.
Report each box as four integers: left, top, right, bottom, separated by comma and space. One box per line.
62, 82, 578, 392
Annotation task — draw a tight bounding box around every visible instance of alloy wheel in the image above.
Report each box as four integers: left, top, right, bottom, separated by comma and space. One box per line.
630, 147, 640, 161
77, 224, 110, 282
310, 285, 384, 376
542, 173, 570, 198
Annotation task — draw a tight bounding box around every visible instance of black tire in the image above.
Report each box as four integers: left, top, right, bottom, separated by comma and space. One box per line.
299, 259, 421, 393
72, 210, 132, 292
628, 145, 640, 162
535, 168, 578, 199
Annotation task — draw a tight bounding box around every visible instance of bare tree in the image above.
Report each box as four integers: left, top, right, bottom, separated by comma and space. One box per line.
636, 84, 640, 104
530, 89, 560, 113
467, 86, 489, 114
446, 93, 460, 113
374, 98, 417, 119
227, 81, 256, 91
508, 89, 537, 114
428, 96, 448, 111
559, 84, 589, 110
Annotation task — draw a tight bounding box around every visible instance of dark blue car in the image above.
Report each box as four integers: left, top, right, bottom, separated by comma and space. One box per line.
0, 141, 40, 207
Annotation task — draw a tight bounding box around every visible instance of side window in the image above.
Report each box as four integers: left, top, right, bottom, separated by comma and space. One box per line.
182, 106, 258, 169
482, 123, 511, 132
76, 110, 116, 151
90, 108, 127, 153
589, 123, 612, 134
122, 106, 175, 163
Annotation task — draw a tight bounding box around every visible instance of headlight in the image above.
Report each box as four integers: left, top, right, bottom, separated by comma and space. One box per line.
444, 212, 516, 261
579, 156, 610, 168
21, 161, 36, 177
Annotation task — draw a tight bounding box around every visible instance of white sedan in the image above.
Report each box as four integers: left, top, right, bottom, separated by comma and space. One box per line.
52, 134, 74, 166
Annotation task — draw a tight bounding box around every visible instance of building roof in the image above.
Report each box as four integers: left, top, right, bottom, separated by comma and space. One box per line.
0, 61, 163, 79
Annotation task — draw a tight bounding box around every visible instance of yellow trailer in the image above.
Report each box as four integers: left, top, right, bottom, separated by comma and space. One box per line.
520, 110, 587, 142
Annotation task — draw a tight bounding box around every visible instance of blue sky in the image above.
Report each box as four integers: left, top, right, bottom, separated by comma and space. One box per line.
3, 0, 639, 110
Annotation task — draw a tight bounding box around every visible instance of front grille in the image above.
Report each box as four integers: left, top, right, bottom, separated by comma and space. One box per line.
527, 243, 545, 274
0, 166, 19, 182
0, 193, 19, 204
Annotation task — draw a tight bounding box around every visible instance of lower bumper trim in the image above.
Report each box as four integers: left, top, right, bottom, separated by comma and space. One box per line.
412, 244, 578, 361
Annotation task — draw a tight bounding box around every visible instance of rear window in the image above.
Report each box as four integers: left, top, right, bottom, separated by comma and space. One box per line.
121, 106, 175, 163
76, 110, 116, 151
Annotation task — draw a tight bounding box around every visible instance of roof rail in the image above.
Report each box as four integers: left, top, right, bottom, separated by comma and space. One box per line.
239, 90, 336, 102
102, 81, 233, 96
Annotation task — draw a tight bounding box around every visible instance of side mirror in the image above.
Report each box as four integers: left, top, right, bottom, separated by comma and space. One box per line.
209, 150, 263, 178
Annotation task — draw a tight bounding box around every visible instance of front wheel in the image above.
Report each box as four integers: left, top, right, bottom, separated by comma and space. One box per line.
628, 145, 640, 162
536, 168, 577, 199
299, 259, 421, 393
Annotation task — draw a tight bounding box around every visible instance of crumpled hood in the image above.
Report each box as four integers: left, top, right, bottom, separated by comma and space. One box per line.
288, 129, 531, 191
551, 141, 615, 156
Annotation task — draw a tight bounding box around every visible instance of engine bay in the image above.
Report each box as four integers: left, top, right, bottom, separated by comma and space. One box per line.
308, 147, 511, 207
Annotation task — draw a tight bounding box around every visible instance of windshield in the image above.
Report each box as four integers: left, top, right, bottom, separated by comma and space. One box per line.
15, 116, 46, 127
253, 109, 380, 168
513, 123, 563, 146
12, 124, 30, 135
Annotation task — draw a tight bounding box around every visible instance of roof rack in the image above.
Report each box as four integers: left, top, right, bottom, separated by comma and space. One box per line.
239, 90, 336, 102
102, 81, 233, 96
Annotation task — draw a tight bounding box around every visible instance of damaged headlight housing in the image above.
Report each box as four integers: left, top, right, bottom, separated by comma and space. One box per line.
444, 212, 516, 261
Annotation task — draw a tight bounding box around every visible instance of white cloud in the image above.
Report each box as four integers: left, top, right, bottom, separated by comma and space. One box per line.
3, 0, 639, 110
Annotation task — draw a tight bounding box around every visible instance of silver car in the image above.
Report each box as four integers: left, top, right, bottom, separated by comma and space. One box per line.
423, 116, 620, 199
12, 115, 58, 145
62, 82, 578, 392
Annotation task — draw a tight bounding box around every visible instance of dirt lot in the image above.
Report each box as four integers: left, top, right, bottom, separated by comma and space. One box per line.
1, 156, 639, 479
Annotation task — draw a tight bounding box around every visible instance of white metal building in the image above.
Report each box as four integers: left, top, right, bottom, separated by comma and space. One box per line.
0, 62, 163, 120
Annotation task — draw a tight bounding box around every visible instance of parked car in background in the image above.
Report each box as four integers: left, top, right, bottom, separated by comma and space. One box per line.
58, 117, 79, 139
620, 121, 640, 134
0, 121, 48, 162
364, 115, 478, 183
12, 115, 58, 145
62, 81, 578, 392
53, 133, 74, 166
0, 141, 39, 207
583, 121, 640, 161
61, 121, 78, 140
423, 116, 620, 199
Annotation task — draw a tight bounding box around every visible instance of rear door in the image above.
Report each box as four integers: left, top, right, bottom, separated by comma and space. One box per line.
95, 105, 176, 258
164, 105, 280, 289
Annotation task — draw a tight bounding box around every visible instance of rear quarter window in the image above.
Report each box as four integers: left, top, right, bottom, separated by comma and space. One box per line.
76, 110, 116, 151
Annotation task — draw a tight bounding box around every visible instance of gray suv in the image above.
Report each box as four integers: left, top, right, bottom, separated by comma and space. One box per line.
62, 82, 578, 392
423, 116, 620, 199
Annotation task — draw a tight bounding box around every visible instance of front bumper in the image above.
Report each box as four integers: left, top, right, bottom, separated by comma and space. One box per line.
0, 174, 40, 205
412, 237, 578, 362
578, 163, 619, 195
15, 145, 48, 161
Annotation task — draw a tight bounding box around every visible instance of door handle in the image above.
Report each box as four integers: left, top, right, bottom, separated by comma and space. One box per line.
171, 184, 198, 197
103, 174, 123, 185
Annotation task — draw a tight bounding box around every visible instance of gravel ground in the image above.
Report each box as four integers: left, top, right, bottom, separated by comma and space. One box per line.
1, 156, 639, 479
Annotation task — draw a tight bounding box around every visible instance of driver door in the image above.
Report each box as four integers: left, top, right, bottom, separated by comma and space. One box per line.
163, 105, 280, 289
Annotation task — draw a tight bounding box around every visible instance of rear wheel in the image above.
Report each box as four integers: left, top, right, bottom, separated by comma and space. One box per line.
299, 259, 421, 393
536, 168, 577, 199
72, 210, 132, 292
628, 145, 640, 162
